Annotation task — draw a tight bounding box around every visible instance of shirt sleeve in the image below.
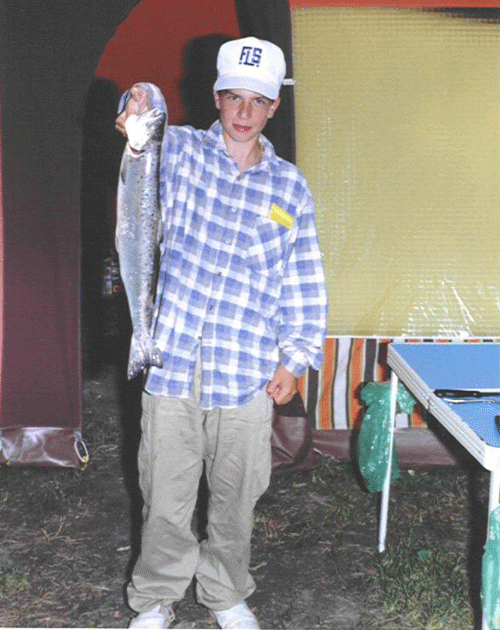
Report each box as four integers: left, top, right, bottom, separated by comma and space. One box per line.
277, 188, 328, 378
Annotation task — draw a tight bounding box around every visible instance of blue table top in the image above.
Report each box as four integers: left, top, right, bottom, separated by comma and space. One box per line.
391, 343, 500, 448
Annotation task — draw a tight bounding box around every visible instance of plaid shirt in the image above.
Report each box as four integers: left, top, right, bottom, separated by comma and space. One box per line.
145, 121, 327, 409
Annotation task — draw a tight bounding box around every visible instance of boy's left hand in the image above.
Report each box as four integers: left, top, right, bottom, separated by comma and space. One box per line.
115, 84, 150, 138
267, 364, 297, 405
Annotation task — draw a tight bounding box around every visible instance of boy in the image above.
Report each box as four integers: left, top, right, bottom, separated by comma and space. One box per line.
116, 37, 327, 629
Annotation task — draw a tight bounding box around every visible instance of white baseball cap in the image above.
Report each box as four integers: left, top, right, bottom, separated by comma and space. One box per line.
213, 37, 286, 101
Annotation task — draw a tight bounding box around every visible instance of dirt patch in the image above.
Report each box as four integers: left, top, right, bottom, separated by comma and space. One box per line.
0, 339, 490, 628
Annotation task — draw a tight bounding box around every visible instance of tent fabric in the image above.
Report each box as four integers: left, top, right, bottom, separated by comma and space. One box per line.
0, 0, 141, 467
0, 0, 242, 468
299, 338, 391, 431
291, 7, 500, 338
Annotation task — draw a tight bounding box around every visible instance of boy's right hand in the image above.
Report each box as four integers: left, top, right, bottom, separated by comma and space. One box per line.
115, 84, 150, 138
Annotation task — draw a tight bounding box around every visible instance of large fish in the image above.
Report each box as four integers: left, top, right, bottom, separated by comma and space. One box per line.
116, 83, 167, 380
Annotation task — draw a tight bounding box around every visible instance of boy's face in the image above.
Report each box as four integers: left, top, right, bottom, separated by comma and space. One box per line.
214, 88, 280, 147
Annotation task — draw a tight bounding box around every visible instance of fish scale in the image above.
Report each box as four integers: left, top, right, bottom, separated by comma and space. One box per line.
115, 83, 167, 380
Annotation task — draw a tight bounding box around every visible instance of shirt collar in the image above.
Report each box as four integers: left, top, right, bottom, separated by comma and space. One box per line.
203, 120, 275, 173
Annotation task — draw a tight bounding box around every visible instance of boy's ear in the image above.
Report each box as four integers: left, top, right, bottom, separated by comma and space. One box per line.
213, 91, 221, 110
268, 97, 281, 119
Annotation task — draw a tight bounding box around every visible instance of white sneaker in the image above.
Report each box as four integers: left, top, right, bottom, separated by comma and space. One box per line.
212, 602, 260, 629
128, 604, 175, 628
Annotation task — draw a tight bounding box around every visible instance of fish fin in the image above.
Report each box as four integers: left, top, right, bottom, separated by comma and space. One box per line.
127, 333, 163, 380
117, 89, 130, 115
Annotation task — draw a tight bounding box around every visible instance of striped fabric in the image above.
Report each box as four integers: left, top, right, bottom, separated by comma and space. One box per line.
301, 337, 500, 431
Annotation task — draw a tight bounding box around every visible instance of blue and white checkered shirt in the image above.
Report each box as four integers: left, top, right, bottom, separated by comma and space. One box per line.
145, 121, 327, 409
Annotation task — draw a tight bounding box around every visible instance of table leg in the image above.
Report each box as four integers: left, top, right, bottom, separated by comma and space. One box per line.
378, 370, 399, 553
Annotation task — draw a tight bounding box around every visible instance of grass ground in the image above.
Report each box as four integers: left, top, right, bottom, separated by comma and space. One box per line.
0, 317, 490, 628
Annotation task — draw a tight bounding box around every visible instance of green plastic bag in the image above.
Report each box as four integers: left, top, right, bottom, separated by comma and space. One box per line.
357, 381, 416, 493
482, 505, 500, 629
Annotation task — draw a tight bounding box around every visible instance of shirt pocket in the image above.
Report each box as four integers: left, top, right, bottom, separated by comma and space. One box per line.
244, 217, 292, 321
246, 216, 291, 276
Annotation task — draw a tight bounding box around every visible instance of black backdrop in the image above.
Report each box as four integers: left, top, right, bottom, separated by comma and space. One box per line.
234, 0, 296, 163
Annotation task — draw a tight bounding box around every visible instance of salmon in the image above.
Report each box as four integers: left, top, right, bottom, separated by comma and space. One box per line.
115, 83, 167, 379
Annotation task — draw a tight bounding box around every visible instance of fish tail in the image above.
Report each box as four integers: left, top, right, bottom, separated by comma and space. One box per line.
127, 333, 164, 380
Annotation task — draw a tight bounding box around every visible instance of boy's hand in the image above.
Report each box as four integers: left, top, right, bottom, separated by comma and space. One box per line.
115, 84, 149, 138
267, 364, 297, 405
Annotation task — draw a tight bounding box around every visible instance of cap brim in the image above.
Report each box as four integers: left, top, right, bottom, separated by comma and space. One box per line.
213, 75, 279, 100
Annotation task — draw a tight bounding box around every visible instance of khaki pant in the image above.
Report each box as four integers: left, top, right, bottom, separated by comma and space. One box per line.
127, 358, 273, 614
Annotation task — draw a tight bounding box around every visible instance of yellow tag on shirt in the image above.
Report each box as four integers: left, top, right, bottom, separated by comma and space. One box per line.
269, 203, 294, 229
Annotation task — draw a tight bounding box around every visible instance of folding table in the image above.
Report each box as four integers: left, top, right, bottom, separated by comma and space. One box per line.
381, 342, 500, 630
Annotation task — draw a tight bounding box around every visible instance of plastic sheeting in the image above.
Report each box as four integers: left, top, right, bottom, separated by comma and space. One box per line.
482, 506, 500, 630
357, 381, 416, 493
0, 427, 88, 469
292, 7, 500, 338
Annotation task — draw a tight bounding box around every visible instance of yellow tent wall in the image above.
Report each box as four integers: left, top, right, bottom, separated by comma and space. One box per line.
292, 7, 500, 338
291, 8, 500, 462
